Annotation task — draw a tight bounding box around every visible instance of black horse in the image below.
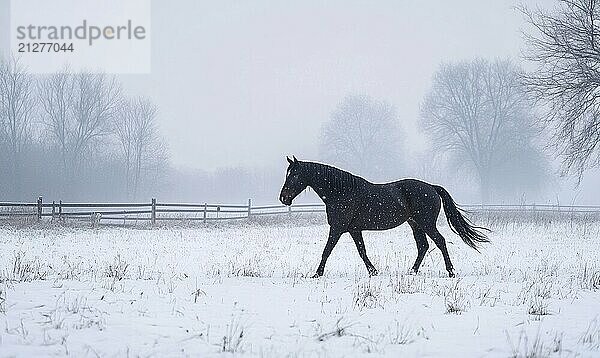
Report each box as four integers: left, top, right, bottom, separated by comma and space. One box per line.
279, 157, 489, 278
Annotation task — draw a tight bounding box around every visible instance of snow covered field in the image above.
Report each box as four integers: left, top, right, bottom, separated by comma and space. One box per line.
1, 215, 600, 357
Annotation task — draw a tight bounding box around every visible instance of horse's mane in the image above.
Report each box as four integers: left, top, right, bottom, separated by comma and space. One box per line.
301, 161, 367, 191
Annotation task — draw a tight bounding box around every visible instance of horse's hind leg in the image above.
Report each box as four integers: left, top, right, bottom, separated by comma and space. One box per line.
412, 197, 455, 278
349, 231, 378, 276
408, 220, 429, 274
423, 226, 455, 278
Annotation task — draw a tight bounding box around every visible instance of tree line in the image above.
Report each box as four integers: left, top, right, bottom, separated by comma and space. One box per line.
0, 58, 167, 201
319, 59, 550, 202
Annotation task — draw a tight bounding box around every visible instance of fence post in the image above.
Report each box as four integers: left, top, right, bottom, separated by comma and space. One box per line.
247, 198, 252, 218
151, 198, 156, 226
37, 196, 42, 221
59, 200, 62, 221
203, 203, 207, 223
51, 201, 56, 221
216, 206, 220, 219
288, 204, 292, 218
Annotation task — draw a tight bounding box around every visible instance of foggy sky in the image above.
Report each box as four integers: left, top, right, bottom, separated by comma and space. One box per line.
121, 0, 527, 170
0, 0, 536, 170
2, 0, 600, 203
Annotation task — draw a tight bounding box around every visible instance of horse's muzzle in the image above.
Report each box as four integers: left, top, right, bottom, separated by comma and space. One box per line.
279, 193, 292, 206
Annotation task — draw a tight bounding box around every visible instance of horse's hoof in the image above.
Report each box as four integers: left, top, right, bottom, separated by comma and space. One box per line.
448, 271, 456, 278
311, 273, 323, 279
368, 268, 379, 276
410, 268, 418, 275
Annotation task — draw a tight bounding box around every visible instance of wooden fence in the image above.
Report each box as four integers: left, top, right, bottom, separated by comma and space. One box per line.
1, 196, 599, 226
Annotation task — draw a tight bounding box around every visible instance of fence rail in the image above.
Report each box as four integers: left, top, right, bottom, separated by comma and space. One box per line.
1, 196, 599, 226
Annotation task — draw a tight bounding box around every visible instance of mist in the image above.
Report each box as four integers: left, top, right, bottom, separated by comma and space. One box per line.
1, 0, 600, 205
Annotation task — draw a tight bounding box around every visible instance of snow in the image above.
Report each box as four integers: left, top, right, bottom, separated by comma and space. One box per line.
1, 218, 600, 357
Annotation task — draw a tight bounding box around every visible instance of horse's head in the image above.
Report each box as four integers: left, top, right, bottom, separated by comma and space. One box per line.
279, 156, 308, 206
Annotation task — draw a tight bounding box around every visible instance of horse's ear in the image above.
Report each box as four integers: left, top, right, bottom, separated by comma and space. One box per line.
293, 156, 298, 163
287, 156, 293, 165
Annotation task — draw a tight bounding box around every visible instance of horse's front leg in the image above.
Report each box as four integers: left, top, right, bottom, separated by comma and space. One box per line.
312, 227, 343, 278
349, 230, 378, 276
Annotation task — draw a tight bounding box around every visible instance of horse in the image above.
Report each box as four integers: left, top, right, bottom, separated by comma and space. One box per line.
278, 157, 490, 278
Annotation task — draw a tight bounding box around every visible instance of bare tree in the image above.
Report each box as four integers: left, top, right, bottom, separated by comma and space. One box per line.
70, 72, 121, 169
319, 94, 404, 180
420, 59, 548, 202
521, 0, 600, 176
114, 96, 163, 199
37, 67, 73, 177
38, 69, 121, 192
0, 56, 36, 197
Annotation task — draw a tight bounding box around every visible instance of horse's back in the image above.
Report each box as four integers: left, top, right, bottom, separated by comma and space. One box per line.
332, 178, 442, 231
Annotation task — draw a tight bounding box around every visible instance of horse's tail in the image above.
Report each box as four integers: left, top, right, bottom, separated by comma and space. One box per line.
432, 185, 490, 252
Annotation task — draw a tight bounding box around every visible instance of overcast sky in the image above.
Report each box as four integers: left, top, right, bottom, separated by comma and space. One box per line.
0, 0, 535, 170
4, 0, 600, 202
120, 0, 529, 170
